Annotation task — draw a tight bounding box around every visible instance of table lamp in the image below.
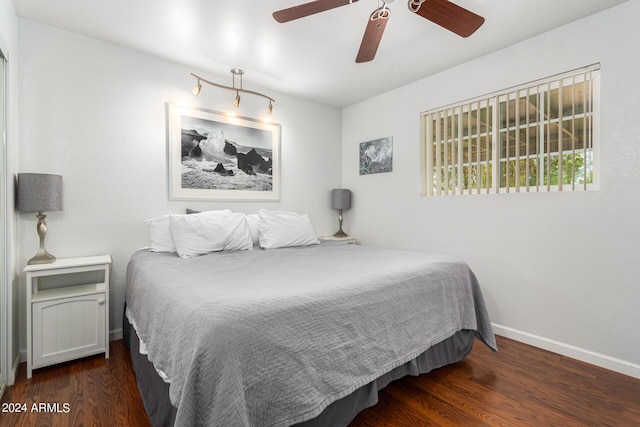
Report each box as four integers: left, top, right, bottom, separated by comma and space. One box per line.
17, 173, 63, 264
331, 189, 351, 237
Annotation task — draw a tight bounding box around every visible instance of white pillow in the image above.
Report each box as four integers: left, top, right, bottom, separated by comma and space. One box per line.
144, 215, 175, 253
257, 209, 320, 249
245, 214, 260, 246
169, 210, 231, 258
224, 212, 253, 251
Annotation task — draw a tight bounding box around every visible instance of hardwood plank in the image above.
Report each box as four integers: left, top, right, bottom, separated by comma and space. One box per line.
2, 336, 639, 426
351, 336, 640, 426
1, 340, 151, 427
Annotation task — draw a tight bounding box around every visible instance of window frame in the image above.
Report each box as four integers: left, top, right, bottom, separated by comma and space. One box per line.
421, 64, 600, 196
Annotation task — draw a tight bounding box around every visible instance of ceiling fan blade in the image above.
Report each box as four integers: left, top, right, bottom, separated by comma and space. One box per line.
356, 7, 390, 63
273, 0, 359, 23
411, 0, 484, 37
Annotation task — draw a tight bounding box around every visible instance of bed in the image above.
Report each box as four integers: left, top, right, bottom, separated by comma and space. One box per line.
124, 210, 496, 427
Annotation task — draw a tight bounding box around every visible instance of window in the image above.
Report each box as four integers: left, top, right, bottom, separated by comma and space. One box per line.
421, 65, 599, 196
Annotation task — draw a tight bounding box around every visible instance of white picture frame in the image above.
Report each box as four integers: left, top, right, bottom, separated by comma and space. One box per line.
167, 103, 280, 201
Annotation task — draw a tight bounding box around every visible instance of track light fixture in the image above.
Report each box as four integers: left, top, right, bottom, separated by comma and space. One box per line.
191, 69, 275, 114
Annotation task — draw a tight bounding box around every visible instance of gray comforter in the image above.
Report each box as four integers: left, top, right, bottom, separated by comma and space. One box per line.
125, 243, 496, 427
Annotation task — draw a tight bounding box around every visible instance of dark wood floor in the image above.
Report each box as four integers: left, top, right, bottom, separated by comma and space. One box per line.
1, 341, 150, 427
2, 336, 639, 426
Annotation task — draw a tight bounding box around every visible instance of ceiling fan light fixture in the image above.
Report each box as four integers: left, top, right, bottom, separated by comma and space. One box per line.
273, 0, 484, 62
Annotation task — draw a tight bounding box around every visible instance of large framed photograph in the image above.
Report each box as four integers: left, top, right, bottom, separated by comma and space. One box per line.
167, 103, 280, 201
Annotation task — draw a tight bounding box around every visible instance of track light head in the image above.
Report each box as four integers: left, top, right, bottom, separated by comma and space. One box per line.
234, 92, 241, 107
192, 80, 202, 96
268, 100, 273, 115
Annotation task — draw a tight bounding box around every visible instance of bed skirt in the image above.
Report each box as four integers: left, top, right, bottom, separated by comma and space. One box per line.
124, 314, 476, 427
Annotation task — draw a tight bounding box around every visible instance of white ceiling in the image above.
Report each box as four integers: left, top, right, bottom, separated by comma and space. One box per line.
11, 0, 630, 107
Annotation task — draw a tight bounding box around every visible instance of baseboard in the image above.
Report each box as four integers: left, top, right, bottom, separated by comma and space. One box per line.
9, 351, 19, 385
109, 328, 123, 342
492, 323, 640, 380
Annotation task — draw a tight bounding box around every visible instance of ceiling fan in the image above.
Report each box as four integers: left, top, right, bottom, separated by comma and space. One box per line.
273, 0, 485, 63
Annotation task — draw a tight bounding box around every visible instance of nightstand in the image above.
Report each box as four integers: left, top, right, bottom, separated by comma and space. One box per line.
319, 236, 357, 245
24, 255, 112, 378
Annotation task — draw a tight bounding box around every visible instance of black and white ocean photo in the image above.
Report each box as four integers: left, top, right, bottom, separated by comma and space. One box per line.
167, 104, 280, 201
181, 115, 273, 190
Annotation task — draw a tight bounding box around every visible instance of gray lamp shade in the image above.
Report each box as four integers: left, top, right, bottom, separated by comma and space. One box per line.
17, 173, 63, 212
331, 189, 351, 210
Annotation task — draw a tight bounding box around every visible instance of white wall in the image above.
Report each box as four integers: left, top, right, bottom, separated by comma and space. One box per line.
17, 20, 342, 353
342, 1, 640, 378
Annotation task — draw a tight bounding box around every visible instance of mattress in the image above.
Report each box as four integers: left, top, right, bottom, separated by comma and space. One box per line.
125, 243, 496, 427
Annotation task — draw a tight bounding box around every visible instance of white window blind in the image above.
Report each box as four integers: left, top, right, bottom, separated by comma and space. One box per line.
421, 65, 600, 196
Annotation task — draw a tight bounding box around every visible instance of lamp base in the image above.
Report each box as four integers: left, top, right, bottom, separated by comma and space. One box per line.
334, 209, 348, 237
27, 212, 56, 265
27, 249, 56, 265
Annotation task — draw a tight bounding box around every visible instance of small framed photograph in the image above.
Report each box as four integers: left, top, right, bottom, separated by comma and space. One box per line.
359, 136, 393, 175
167, 103, 280, 201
